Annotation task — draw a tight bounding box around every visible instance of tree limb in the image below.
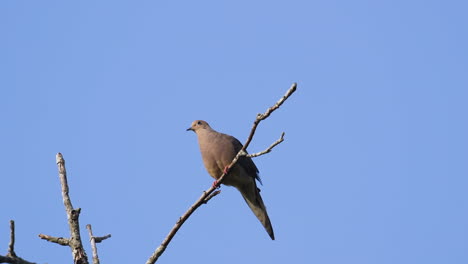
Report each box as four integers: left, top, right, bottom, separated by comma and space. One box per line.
8, 220, 16, 258
39, 153, 89, 264
37, 234, 70, 246
0, 221, 36, 264
86, 224, 110, 264
146, 82, 297, 264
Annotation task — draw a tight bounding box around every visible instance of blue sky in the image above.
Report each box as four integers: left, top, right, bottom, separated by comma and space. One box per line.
1, 1, 467, 263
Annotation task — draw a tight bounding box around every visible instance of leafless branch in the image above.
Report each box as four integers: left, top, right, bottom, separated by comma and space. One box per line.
86, 225, 99, 264
93, 234, 111, 244
0, 255, 35, 264
146, 82, 297, 264
0, 221, 36, 264
86, 225, 110, 264
247, 132, 285, 158
8, 221, 16, 258
203, 190, 221, 204
39, 153, 89, 264
38, 234, 70, 246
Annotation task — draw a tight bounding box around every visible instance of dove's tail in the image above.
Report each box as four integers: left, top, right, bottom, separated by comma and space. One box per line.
238, 183, 275, 240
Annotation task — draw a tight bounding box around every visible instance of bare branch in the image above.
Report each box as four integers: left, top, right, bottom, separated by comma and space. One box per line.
146, 190, 217, 264
0, 255, 36, 264
7, 221, 16, 258
93, 234, 111, 243
203, 190, 221, 204
0, 256, 15, 264
215, 82, 296, 187
38, 234, 70, 246
86, 225, 99, 264
86, 224, 110, 264
243, 82, 297, 152
0, 221, 37, 264
57, 152, 74, 214
146, 82, 297, 264
39, 153, 89, 264
247, 132, 285, 158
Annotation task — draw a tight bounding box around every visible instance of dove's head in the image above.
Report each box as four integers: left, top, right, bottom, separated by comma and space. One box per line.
187, 120, 211, 133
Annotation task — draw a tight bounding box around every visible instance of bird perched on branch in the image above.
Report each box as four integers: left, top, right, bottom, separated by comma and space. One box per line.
187, 120, 275, 240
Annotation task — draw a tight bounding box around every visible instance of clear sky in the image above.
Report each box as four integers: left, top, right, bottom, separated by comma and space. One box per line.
1, 1, 467, 264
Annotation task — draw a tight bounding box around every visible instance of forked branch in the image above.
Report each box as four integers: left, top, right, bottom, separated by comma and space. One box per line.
86, 224, 111, 264
247, 132, 285, 158
146, 82, 297, 264
38, 153, 89, 264
0, 220, 36, 264
39, 154, 109, 264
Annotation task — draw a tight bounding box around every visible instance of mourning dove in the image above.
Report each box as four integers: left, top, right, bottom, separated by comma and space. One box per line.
187, 120, 275, 240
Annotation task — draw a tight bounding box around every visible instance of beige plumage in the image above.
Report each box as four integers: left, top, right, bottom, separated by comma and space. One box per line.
187, 120, 275, 240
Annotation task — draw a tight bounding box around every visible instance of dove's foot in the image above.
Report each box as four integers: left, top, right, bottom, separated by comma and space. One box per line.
212, 180, 220, 189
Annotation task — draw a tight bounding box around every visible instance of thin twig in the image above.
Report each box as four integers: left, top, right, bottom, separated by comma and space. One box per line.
146, 82, 297, 264
93, 234, 111, 243
215, 82, 296, 187
8, 221, 16, 258
247, 132, 285, 158
242, 82, 297, 153
203, 190, 221, 204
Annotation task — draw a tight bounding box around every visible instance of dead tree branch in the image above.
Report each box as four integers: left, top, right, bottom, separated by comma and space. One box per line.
0, 220, 36, 264
247, 132, 285, 158
38, 234, 70, 246
8, 221, 16, 258
93, 234, 111, 244
86, 224, 110, 264
146, 82, 297, 264
86, 225, 99, 264
38, 153, 89, 264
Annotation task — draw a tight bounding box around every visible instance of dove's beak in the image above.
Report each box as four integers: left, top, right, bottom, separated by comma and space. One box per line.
186, 127, 193, 131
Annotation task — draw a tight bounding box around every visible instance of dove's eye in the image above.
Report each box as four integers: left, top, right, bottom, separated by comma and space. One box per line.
197, 121, 202, 125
